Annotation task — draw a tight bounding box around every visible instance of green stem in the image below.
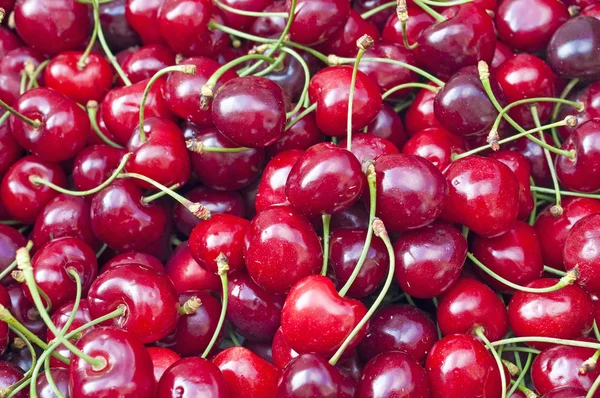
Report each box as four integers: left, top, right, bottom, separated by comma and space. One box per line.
382, 82, 438, 100
529, 177, 538, 226
0, 97, 41, 128
143, 183, 180, 204
185, 140, 251, 154
4, 326, 36, 396
276, 46, 310, 118
26, 60, 49, 91
337, 57, 444, 87
347, 46, 369, 152
544, 266, 566, 276
202, 258, 229, 358
594, 320, 600, 341
86, 101, 124, 149
501, 346, 541, 355
360, 1, 396, 19
285, 103, 317, 130
551, 78, 580, 147
214, 0, 288, 17
531, 186, 600, 200
420, 0, 473, 5
532, 106, 562, 213
0, 220, 19, 225
492, 337, 600, 350
412, 0, 446, 21
44, 354, 65, 398
321, 214, 331, 276
95, 243, 108, 259
228, 327, 241, 346
588, 373, 600, 398
245, 50, 286, 78
506, 353, 533, 398
475, 327, 506, 398
77, 2, 100, 69
19, 71, 27, 95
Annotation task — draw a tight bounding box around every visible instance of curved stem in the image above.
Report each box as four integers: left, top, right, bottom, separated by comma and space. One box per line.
492, 337, 600, 350
587, 374, 600, 398
551, 78, 580, 147
337, 56, 444, 87
86, 101, 124, 149
532, 106, 562, 214
276, 46, 310, 118
143, 183, 180, 204
382, 82, 438, 100
0, 97, 41, 128
77, 2, 99, 69
214, 0, 288, 17
228, 327, 241, 346
412, 0, 446, 21
530, 186, 600, 200
19, 71, 27, 95
185, 140, 251, 154
501, 346, 541, 355
475, 327, 506, 398
347, 44, 369, 152
43, 354, 65, 398
95, 243, 108, 259
506, 353, 533, 398
26, 60, 50, 91
285, 103, 316, 130
360, 1, 395, 19
202, 255, 229, 358
321, 214, 331, 276
529, 177, 538, 226
245, 50, 286, 78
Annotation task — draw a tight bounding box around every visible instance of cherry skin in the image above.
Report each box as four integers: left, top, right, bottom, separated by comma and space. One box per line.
0, 28, 22, 60
0, 72, 21, 109
543, 386, 588, 398
0, 225, 26, 285
267, 107, 324, 157
381, 6, 435, 49
101, 252, 164, 274
213, 347, 279, 398
146, 347, 180, 384
354, 0, 394, 29
491, 41, 515, 69
90, 179, 168, 252
508, 278, 594, 349
88, 102, 122, 146
426, 334, 504, 398
416, 4, 496, 79
329, 228, 388, 299
36, 368, 69, 398
556, 119, 600, 192
330, 204, 369, 231
495, 0, 569, 53
272, 327, 299, 369
319, 9, 380, 57
244, 206, 322, 294
557, 82, 600, 141
358, 304, 438, 364
405, 87, 444, 137
374, 153, 448, 234
118, 44, 175, 85
47, 299, 93, 368
393, 222, 467, 299
0, 286, 10, 355
212, 76, 286, 148
507, 132, 554, 187
0, 362, 25, 398
564, 214, 600, 293
0, 123, 22, 180
357, 351, 430, 398
10, 88, 90, 162
243, 340, 273, 365
255, 149, 303, 213
157, 357, 228, 398
365, 103, 408, 150
72, 145, 127, 192
69, 327, 155, 397
289, 0, 351, 45
582, 3, 600, 19
164, 241, 221, 294
442, 156, 520, 238
99, 0, 141, 52
340, 131, 400, 166
218, 0, 273, 30
547, 17, 600, 81
308, 65, 382, 137
13, 0, 91, 55
157, 0, 213, 56
281, 274, 367, 356
7, 284, 45, 338
0, 47, 45, 78
125, 0, 166, 45
0, 155, 67, 224
489, 150, 535, 220
401, 127, 468, 172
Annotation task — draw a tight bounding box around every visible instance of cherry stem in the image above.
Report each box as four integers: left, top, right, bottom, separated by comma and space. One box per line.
529, 177, 538, 226
347, 36, 373, 152
228, 328, 241, 346
493, 336, 600, 350
420, 0, 473, 5
360, 1, 396, 19
321, 214, 331, 276
274, 47, 310, 119
395, 0, 419, 50
213, 0, 289, 17
531, 186, 600, 201
201, 253, 229, 358
581, 349, 600, 374
330, 218, 395, 366
30, 153, 132, 196
544, 265, 567, 277
4, 326, 37, 397
593, 320, 600, 340
382, 82, 438, 100
0, 241, 32, 282
26, 60, 49, 91
551, 77, 580, 147
90, 0, 131, 86
185, 139, 251, 154
285, 103, 317, 130
507, 353, 534, 398
43, 354, 63, 398
19, 71, 27, 95
179, 296, 202, 316
587, 374, 600, 398
170, 236, 183, 247
77, 0, 100, 70
467, 252, 578, 293
0, 111, 9, 127
502, 346, 541, 355
0, 97, 41, 128
0, 220, 19, 225
143, 183, 180, 204
474, 327, 506, 398
338, 165, 377, 297
86, 101, 124, 149
412, 0, 446, 21
96, 243, 108, 259
244, 49, 286, 78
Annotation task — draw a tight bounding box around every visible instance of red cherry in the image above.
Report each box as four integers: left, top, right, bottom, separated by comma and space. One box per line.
489, 150, 535, 220
556, 119, 600, 193
101, 251, 164, 274
99, 0, 141, 52
36, 368, 69, 398
0, 286, 9, 356
582, 3, 600, 19
353, 0, 394, 29
164, 241, 221, 294
244, 340, 273, 365
564, 214, 600, 293
491, 41, 515, 69
125, 0, 166, 45
340, 131, 400, 166
157, 357, 228, 398
69, 327, 155, 397
281, 275, 367, 356
0, 28, 23, 60
393, 222, 466, 298
365, 103, 408, 149
157, 0, 213, 56
218, 0, 273, 30
267, 106, 324, 157
401, 127, 468, 172
506, 132, 554, 187
47, 299, 93, 368
381, 6, 435, 48
0, 362, 25, 398
0, 47, 45, 79
289, 0, 350, 46
542, 386, 588, 398
146, 347, 180, 384
245, 206, 322, 294
118, 44, 175, 85
272, 327, 299, 369
508, 278, 594, 349
557, 82, 600, 142
405, 87, 444, 137
0, 123, 22, 180
319, 9, 380, 57
255, 149, 302, 213
0, 225, 26, 285
72, 145, 127, 192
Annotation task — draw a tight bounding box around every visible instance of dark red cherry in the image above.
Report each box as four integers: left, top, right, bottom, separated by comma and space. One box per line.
381, 6, 435, 48
329, 228, 388, 299
13, 0, 91, 55
47, 299, 93, 368
547, 17, 600, 81
506, 132, 554, 186
357, 351, 430, 398
179, 10, 229, 59
358, 304, 438, 363
491, 41, 514, 69
272, 327, 299, 369
118, 44, 175, 85
99, 0, 141, 52
508, 278, 594, 349
88, 263, 179, 343
0, 225, 26, 285
228, 271, 285, 342
165, 241, 221, 294
244, 340, 273, 364
401, 127, 467, 172
341, 134, 399, 168
472, 221, 543, 292
0, 155, 67, 224
218, 0, 272, 30
437, 278, 509, 341
393, 222, 466, 298
36, 367, 69, 398
442, 156, 520, 237
405, 88, 443, 137
147, 347, 180, 384
542, 386, 588, 398
267, 107, 324, 157
157, 0, 213, 56
213, 347, 279, 398
125, 0, 166, 45
426, 334, 504, 398
495, 54, 555, 128
557, 82, 600, 142
7, 284, 45, 338
10, 88, 89, 162
212, 76, 286, 148
157, 357, 228, 398
0, 123, 22, 180
185, 124, 266, 191
319, 9, 380, 57
496, 0, 569, 53
557, 119, 600, 192
0, 362, 25, 398
0, 28, 22, 60
72, 145, 127, 192
353, 0, 394, 29
289, 0, 350, 45
88, 102, 122, 146
0, 73, 21, 108
69, 327, 155, 397
44, 52, 113, 104
330, 204, 369, 231
416, 4, 496, 79
286, 143, 365, 217
255, 149, 303, 213
0, 286, 9, 355
308, 66, 382, 137
365, 103, 408, 150
102, 251, 164, 274
90, 179, 168, 252
374, 153, 448, 234
245, 206, 322, 294
249, 1, 286, 38
564, 214, 600, 293
165, 56, 237, 128
281, 275, 367, 356
489, 150, 535, 220
0, 47, 45, 77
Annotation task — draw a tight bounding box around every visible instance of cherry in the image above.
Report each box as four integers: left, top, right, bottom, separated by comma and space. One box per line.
491, 41, 515, 70
556, 119, 600, 192
125, 0, 166, 45
165, 241, 221, 294
0, 362, 25, 398
0, 28, 22, 60
212, 76, 286, 148
250, 2, 287, 39
393, 222, 466, 299
0, 123, 22, 181
69, 327, 155, 397
363, 44, 419, 99
0, 225, 26, 285
365, 103, 408, 150
353, 0, 394, 29
472, 221, 543, 292
543, 386, 588, 398
88, 262, 179, 344
557, 82, 600, 141
102, 251, 164, 274
425, 334, 504, 398
416, 4, 496, 79
0, 73, 21, 109
180, 10, 230, 59
547, 17, 600, 81
272, 327, 299, 369
489, 150, 535, 220
0, 286, 9, 355
507, 132, 554, 186
99, 0, 141, 52
10, 88, 90, 162
245, 206, 322, 294
7, 284, 45, 338
564, 214, 600, 293
442, 156, 520, 238
72, 145, 127, 192
329, 228, 388, 299
582, 3, 600, 19
281, 274, 367, 356
218, 0, 273, 30
47, 299, 93, 368
0, 155, 67, 224
184, 124, 266, 191
158, 0, 213, 56
289, 0, 350, 45
88, 102, 123, 146
147, 347, 180, 384
36, 367, 69, 398
381, 6, 435, 49
244, 340, 274, 365
508, 278, 594, 349
330, 204, 369, 231
357, 304, 438, 363
357, 351, 430, 398
157, 357, 228, 398
531, 344, 600, 395
255, 149, 302, 213
495, 53, 555, 128
13, 0, 91, 55
401, 127, 468, 172
319, 9, 380, 57
262, 53, 321, 108
308, 66, 382, 137
118, 44, 175, 85
213, 347, 279, 398
228, 271, 285, 342
405, 87, 444, 137
0, 47, 44, 77
374, 153, 448, 233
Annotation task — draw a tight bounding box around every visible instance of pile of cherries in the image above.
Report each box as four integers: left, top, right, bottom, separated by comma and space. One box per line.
0, 0, 598, 396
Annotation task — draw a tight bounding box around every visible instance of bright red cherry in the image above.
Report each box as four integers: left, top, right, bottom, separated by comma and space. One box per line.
289, 0, 350, 45
272, 327, 299, 369
564, 214, 600, 293
101, 251, 164, 274
255, 149, 302, 213
0, 47, 45, 78
72, 145, 127, 192
557, 82, 600, 141
381, 6, 435, 48
36, 368, 69, 398
147, 347, 180, 384
507, 132, 554, 187
365, 103, 408, 150
319, 9, 380, 57
489, 150, 535, 220
118, 44, 175, 85
0, 225, 26, 285
157, 357, 228, 398
405, 88, 443, 137
164, 241, 221, 294
125, 0, 166, 45
157, 0, 213, 56
401, 127, 467, 172
556, 119, 600, 192
491, 41, 514, 69
542, 386, 588, 398
267, 107, 324, 157
47, 299, 93, 368
0, 123, 22, 180
218, 0, 272, 30
339, 132, 399, 166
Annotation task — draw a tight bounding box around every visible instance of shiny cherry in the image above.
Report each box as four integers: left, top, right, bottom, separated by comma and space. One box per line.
0, 28, 22, 60
557, 82, 600, 141
353, 0, 394, 29
118, 44, 175, 85
364, 103, 408, 149
0, 225, 26, 285
157, 357, 228, 398
289, 0, 350, 46
0, 362, 25, 398
99, 0, 141, 52
401, 127, 468, 172
564, 214, 600, 293
101, 251, 164, 274
218, 0, 273, 30
507, 132, 554, 186
147, 347, 180, 384
164, 241, 221, 294
319, 9, 380, 57
272, 327, 299, 369
491, 41, 514, 69
255, 149, 302, 213
340, 130, 400, 166
556, 119, 600, 192
489, 150, 535, 220
125, 0, 166, 45
0, 47, 45, 78
542, 386, 588, 398
157, 0, 213, 56
47, 299, 93, 368
0, 124, 22, 180
405, 87, 443, 137
72, 145, 127, 192
381, 6, 435, 48
267, 107, 324, 157
36, 367, 69, 398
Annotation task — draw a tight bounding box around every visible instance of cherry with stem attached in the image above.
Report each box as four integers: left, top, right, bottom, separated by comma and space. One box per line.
201, 253, 229, 359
